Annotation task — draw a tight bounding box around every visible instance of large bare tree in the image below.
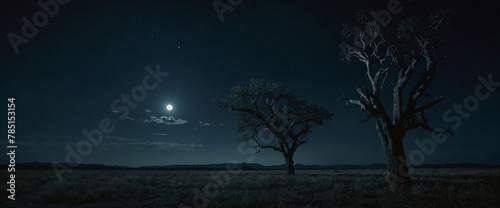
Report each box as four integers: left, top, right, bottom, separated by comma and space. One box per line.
214, 78, 332, 175
340, 10, 453, 190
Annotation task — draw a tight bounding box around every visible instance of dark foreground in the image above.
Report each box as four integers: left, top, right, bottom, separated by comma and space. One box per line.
2, 169, 499, 207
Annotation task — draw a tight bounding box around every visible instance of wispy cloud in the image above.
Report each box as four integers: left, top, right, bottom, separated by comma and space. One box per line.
157, 142, 203, 150
141, 116, 188, 125
100, 141, 202, 151
145, 109, 152, 113
18, 140, 64, 147
152, 133, 168, 136
102, 136, 201, 151
103, 136, 140, 142
218, 123, 224, 127
199, 121, 210, 126
19, 137, 201, 151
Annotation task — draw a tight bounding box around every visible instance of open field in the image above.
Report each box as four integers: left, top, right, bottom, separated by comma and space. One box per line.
2, 169, 500, 207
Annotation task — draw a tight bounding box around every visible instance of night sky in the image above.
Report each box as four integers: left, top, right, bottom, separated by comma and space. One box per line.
1, 0, 499, 167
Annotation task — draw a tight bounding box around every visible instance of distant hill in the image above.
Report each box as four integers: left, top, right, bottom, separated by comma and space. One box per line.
7, 162, 500, 170
14, 162, 133, 170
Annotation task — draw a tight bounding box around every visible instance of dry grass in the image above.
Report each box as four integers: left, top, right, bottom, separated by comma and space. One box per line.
2, 169, 499, 207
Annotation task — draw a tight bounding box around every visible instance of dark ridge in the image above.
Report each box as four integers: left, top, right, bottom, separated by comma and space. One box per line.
6, 162, 500, 171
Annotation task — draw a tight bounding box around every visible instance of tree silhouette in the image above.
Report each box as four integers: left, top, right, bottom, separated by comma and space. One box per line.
214, 78, 332, 175
340, 10, 453, 190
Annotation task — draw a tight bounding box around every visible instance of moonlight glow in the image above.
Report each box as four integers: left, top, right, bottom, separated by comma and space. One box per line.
166, 104, 173, 111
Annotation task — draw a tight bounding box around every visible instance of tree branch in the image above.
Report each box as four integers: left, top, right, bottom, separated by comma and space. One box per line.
414, 96, 444, 113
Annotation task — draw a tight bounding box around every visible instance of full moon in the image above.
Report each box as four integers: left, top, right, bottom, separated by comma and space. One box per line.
166, 104, 173, 111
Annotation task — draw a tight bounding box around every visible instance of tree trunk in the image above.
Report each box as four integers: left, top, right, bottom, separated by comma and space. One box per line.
284, 154, 295, 175
377, 122, 412, 191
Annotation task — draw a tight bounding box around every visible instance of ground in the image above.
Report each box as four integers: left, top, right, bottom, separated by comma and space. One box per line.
2, 169, 499, 207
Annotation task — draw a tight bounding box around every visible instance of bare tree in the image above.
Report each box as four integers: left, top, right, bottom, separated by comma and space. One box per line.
214, 78, 332, 175
340, 10, 453, 190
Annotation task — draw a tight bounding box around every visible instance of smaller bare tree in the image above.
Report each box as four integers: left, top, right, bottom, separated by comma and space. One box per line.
214, 78, 332, 175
